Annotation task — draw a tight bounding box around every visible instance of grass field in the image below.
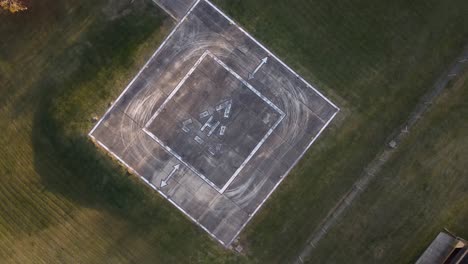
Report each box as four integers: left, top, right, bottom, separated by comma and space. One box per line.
310, 70, 468, 263
0, 0, 238, 262
0, 0, 467, 263
214, 0, 468, 262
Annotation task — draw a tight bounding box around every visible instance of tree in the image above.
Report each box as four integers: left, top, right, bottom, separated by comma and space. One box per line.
0, 0, 27, 13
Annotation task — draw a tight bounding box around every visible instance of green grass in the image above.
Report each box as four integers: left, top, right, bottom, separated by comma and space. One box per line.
309, 71, 468, 263
0, 0, 239, 262
213, 0, 468, 262
1, 0, 468, 263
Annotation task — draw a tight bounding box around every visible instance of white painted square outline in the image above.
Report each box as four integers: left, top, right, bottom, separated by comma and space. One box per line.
142, 50, 285, 193
88, 0, 340, 247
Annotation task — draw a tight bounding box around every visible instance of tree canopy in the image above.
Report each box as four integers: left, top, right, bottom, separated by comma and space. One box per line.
0, 0, 27, 13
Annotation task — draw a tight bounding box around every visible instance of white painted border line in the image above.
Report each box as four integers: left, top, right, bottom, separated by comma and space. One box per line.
151, 0, 178, 21
208, 51, 286, 193
89, 134, 138, 175
142, 51, 224, 192
87, 0, 229, 245
144, 51, 210, 128
142, 127, 223, 192
227, 111, 339, 245
209, 52, 285, 117
89, 134, 227, 246
89, 0, 202, 137
88, 0, 341, 247
203, 0, 340, 111
143, 49, 284, 194
220, 114, 284, 193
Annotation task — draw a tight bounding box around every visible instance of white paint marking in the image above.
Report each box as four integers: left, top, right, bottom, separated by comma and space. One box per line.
89, 0, 202, 137
151, 0, 177, 21
208, 52, 285, 116
89, 0, 340, 247
144, 51, 210, 129
219, 113, 285, 193
207, 51, 285, 115
215, 99, 232, 118
90, 134, 226, 246
249, 57, 268, 80
182, 118, 193, 132
219, 125, 226, 136
143, 50, 284, 195
199, 110, 210, 119
207, 121, 220, 137
194, 135, 204, 144
227, 110, 339, 245
200, 115, 215, 132
204, 0, 340, 111
161, 163, 180, 187
142, 128, 223, 192
224, 101, 232, 118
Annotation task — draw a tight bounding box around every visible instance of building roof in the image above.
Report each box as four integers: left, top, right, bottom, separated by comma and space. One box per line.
416, 231, 468, 264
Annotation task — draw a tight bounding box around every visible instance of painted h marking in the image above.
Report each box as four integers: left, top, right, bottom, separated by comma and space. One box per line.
144, 50, 284, 194
89, 0, 339, 247
200, 116, 216, 132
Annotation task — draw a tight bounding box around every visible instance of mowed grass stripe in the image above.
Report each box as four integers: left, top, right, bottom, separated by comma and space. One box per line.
1, 0, 240, 262
0, 176, 137, 262
0, 100, 138, 260
0, 113, 143, 261
3, 158, 143, 261
0, 0, 466, 262
0, 128, 73, 229
0, 180, 76, 249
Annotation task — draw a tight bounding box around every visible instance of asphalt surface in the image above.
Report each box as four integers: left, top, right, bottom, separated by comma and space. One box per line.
90, 0, 338, 247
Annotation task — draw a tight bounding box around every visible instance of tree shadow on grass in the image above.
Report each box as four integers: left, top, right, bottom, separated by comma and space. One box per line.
29, 1, 237, 262
29, 0, 165, 222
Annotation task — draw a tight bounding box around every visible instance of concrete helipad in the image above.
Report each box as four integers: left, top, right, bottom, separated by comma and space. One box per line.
89, 0, 339, 246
